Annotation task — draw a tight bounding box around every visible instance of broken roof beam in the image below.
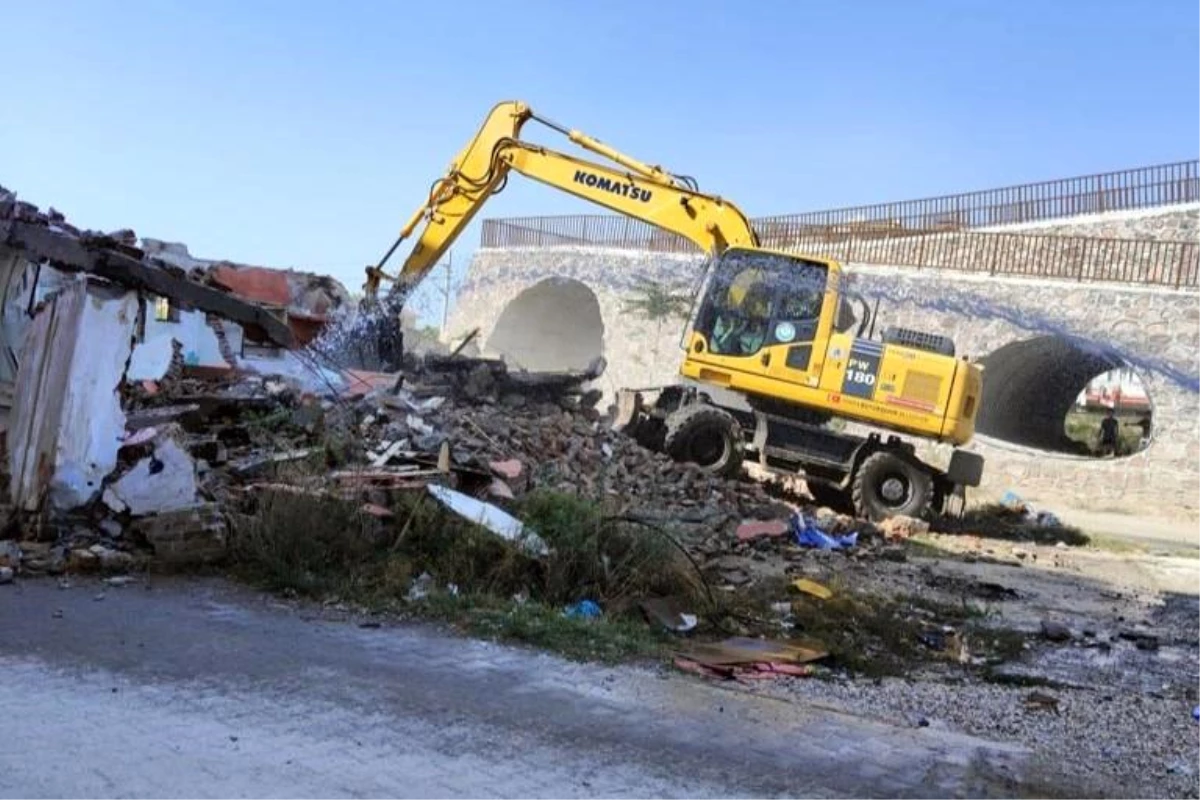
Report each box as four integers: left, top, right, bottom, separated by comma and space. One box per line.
0, 221, 295, 348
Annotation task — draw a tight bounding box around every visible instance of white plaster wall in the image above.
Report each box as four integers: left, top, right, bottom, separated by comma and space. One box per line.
145, 309, 241, 368
8, 277, 139, 511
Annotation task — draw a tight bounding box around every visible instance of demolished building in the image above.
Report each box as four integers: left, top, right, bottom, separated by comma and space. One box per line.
0, 182, 355, 542
0, 180, 781, 579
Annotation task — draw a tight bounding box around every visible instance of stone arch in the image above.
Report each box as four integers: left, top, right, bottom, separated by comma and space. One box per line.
975, 335, 1154, 456
485, 277, 605, 372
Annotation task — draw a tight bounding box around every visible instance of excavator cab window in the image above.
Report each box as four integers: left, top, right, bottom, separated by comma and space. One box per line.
696, 249, 829, 357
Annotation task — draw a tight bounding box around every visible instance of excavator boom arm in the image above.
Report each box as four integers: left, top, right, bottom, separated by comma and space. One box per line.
366, 101, 758, 301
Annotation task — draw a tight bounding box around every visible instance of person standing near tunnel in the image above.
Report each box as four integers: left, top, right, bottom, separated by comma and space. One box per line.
1098, 407, 1120, 457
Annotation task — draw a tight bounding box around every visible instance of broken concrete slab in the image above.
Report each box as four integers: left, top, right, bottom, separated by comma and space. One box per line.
127, 335, 176, 383
106, 433, 199, 516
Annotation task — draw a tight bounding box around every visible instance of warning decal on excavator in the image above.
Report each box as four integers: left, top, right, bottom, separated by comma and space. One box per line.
840, 340, 883, 400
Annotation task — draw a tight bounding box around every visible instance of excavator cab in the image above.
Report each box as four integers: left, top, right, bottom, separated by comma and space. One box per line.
682, 247, 840, 384
693, 249, 831, 348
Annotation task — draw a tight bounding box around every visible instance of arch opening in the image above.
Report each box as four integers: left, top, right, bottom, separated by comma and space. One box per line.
485, 278, 604, 372
975, 335, 1154, 457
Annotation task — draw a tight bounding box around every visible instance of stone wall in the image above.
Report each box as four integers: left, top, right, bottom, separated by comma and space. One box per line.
778, 207, 1198, 287
448, 248, 707, 400
847, 266, 1198, 518
448, 205, 1200, 518
981, 205, 1198, 240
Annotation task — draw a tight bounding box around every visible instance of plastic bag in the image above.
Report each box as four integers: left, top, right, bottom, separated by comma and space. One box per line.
791, 513, 857, 550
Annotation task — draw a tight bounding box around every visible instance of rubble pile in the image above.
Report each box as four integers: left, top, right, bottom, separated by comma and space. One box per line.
355, 355, 790, 520
0, 344, 799, 579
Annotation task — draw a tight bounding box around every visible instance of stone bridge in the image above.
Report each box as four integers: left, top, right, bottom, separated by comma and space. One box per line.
446, 206, 1200, 520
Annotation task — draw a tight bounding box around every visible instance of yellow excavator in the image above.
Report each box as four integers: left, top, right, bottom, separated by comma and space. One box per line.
363, 100, 985, 520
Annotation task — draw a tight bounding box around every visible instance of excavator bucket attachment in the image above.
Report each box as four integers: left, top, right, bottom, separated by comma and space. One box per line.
613, 389, 645, 432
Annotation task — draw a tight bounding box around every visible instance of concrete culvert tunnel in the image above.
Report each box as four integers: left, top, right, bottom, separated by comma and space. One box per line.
976, 335, 1153, 456
485, 277, 604, 372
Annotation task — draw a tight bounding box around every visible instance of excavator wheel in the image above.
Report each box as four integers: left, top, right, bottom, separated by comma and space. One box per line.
663, 404, 744, 478
851, 450, 933, 522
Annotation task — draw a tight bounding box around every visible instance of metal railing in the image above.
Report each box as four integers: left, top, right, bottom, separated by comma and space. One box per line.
479, 159, 1199, 287
482, 160, 1198, 248
480, 216, 694, 251
757, 159, 1198, 239
482, 216, 1198, 287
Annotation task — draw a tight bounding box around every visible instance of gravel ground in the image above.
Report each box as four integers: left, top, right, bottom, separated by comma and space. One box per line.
759, 675, 1200, 799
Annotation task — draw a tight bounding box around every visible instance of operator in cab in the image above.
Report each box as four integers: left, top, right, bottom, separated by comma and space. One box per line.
712, 282, 773, 356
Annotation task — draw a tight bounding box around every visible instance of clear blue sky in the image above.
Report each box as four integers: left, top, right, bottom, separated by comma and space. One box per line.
4, 0, 1197, 321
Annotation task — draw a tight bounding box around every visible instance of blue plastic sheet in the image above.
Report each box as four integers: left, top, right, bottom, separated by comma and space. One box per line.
564, 599, 603, 619
790, 512, 857, 550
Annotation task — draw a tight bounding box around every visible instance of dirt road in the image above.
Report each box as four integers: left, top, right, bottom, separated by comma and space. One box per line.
0, 576, 1051, 799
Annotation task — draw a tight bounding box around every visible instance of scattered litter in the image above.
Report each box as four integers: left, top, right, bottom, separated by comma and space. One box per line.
736, 519, 790, 542
791, 577, 833, 600
103, 576, 134, 587
563, 599, 602, 619
639, 596, 699, 632
674, 636, 826, 682
0, 566, 13, 585
1000, 489, 1061, 528
680, 636, 828, 667
407, 572, 435, 601
791, 513, 857, 550
1000, 490, 1025, 511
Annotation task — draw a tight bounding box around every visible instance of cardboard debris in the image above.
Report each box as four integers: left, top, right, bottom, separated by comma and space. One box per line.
680, 636, 828, 667
673, 635, 827, 682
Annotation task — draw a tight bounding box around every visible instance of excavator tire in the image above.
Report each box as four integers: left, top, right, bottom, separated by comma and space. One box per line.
851, 450, 933, 522
663, 404, 744, 479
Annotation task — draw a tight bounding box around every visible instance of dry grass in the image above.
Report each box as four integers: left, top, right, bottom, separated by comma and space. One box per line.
227, 482, 708, 660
